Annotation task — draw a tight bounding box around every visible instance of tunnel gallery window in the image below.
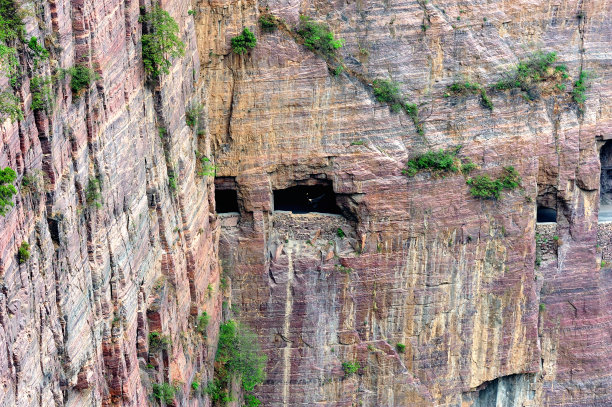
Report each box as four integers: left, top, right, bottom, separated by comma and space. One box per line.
273, 181, 341, 214
215, 177, 239, 213
536, 206, 557, 223
601, 141, 612, 206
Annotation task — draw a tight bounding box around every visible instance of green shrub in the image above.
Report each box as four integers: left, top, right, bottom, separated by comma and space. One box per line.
396, 343, 406, 353
231, 27, 257, 55
342, 361, 360, 376
0, 0, 25, 42
572, 70, 591, 106
0, 91, 23, 122
168, 173, 177, 192
196, 311, 209, 336
466, 166, 520, 200
404, 103, 423, 135
148, 331, 172, 352
480, 89, 493, 110
0, 44, 19, 86
191, 380, 200, 391
30, 75, 54, 113
448, 81, 481, 94
209, 320, 266, 405
332, 65, 344, 76
64, 65, 98, 95
140, 3, 186, 78
373, 79, 401, 104
493, 51, 561, 99
460, 160, 477, 174
259, 14, 277, 32
86, 177, 102, 207
17, 241, 29, 264
27, 36, 49, 66
403, 147, 460, 177
244, 394, 262, 407
296, 16, 344, 58
337, 228, 345, 238
335, 264, 352, 274
186, 103, 203, 128
0, 166, 17, 216
152, 382, 176, 404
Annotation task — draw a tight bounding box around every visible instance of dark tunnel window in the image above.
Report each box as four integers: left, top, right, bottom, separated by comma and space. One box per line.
273, 184, 340, 214
215, 188, 239, 213
537, 206, 557, 223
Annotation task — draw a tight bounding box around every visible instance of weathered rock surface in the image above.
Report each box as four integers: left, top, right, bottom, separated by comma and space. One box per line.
0, 0, 611, 406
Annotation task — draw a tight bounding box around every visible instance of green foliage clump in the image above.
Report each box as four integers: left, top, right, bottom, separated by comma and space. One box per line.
209, 320, 266, 405
396, 343, 406, 353
64, 65, 98, 95
196, 311, 209, 336
373, 79, 401, 107
480, 89, 493, 110
168, 172, 177, 192
186, 103, 203, 128
493, 52, 564, 100
140, 3, 186, 78
244, 394, 262, 407
404, 102, 424, 135
17, 241, 29, 264
27, 37, 49, 66
0, 44, 19, 86
259, 14, 278, 33
191, 380, 200, 391
86, 177, 102, 208
403, 147, 460, 177
0, 91, 22, 122
335, 264, 352, 274
231, 27, 257, 55
30, 75, 54, 113
0, 166, 17, 216
0, 0, 25, 42
296, 16, 344, 58
460, 160, 477, 174
336, 228, 345, 238
149, 331, 172, 352
572, 70, 591, 106
152, 382, 176, 404
448, 81, 481, 94
342, 361, 360, 376
466, 166, 521, 199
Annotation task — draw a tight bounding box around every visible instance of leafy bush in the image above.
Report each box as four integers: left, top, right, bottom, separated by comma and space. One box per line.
0, 91, 22, 122
259, 14, 277, 32
493, 52, 562, 99
152, 382, 176, 404
148, 331, 172, 352
0, 44, 19, 86
231, 27, 257, 55
209, 320, 266, 405
404, 147, 460, 177
480, 89, 493, 110
448, 81, 481, 94
168, 173, 177, 192
27, 36, 49, 67
86, 177, 102, 208
64, 65, 98, 95
140, 3, 186, 78
342, 361, 360, 376
244, 394, 262, 407
396, 343, 406, 353
0, 166, 17, 216
186, 103, 203, 128
404, 102, 424, 135
335, 264, 352, 274
0, 0, 25, 42
337, 228, 345, 238
572, 70, 590, 106
466, 166, 520, 199
373, 79, 401, 105
196, 311, 209, 336
30, 75, 54, 113
17, 241, 29, 264
191, 380, 200, 391
296, 16, 344, 58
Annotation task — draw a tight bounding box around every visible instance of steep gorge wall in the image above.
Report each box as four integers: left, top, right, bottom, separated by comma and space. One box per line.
0, 0, 611, 406
0, 0, 221, 406
197, 0, 612, 405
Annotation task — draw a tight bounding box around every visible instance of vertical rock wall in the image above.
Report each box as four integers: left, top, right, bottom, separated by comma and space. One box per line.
0, 0, 221, 406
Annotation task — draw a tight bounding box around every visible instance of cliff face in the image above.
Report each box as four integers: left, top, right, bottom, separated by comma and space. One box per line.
0, 0, 611, 406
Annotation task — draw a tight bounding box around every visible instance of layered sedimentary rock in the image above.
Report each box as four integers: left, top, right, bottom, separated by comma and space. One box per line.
1, 0, 611, 406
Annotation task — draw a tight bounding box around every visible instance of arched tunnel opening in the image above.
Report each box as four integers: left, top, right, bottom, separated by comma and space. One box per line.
215, 177, 239, 213
600, 140, 612, 221
273, 182, 341, 214
537, 206, 557, 223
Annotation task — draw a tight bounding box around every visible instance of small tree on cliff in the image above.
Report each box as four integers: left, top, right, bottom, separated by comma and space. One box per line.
140, 3, 185, 78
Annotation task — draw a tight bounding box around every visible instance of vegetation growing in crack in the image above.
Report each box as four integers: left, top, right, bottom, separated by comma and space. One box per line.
259, 13, 278, 33
140, 2, 185, 78
447, 81, 493, 110
205, 319, 266, 406
0, 91, 22, 122
572, 70, 591, 108
231, 27, 257, 55
17, 241, 29, 264
0, 167, 17, 216
466, 166, 521, 200
30, 75, 54, 113
152, 382, 177, 404
296, 16, 344, 58
148, 331, 172, 352
61, 65, 98, 96
342, 361, 360, 376
372, 79, 423, 134
86, 177, 102, 208
196, 311, 209, 337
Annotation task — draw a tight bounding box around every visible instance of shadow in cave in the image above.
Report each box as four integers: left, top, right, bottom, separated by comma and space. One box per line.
600, 141, 612, 222
273, 184, 341, 214
536, 206, 557, 223
215, 188, 239, 213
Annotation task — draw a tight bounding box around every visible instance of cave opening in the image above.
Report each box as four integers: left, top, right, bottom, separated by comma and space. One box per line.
600, 140, 612, 221
536, 206, 557, 223
215, 177, 239, 213
273, 182, 341, 214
